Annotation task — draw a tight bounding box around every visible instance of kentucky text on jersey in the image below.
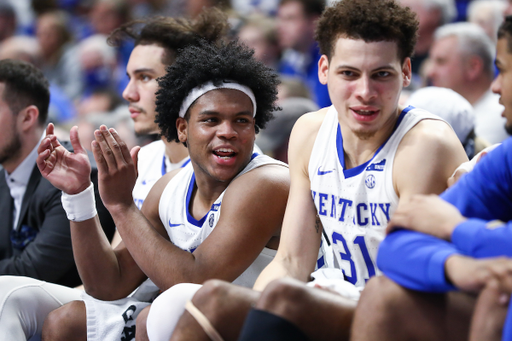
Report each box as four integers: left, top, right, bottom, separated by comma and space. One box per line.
311, 191, 391, 226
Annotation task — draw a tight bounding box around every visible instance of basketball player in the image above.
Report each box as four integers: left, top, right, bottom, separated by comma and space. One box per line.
0, 10, 229, 341
38, 39, 289, 341
349, 15, 512, 341
147, 1, 468, 340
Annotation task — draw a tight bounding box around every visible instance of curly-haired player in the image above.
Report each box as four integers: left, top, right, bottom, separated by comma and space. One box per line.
37, 36, 290, 341
155, 39, 279, 143
163, 1, 468, 340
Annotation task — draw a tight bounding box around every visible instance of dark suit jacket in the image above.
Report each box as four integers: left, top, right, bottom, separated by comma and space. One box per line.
0, 141, 115, 287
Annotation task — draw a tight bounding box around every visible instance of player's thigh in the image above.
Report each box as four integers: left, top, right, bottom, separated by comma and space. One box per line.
0, 276, 81, 340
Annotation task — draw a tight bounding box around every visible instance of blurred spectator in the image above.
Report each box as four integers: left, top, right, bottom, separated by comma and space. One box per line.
36, 10, 83, 100
238, 13, 280, 70
257, 97, 318, 163
468, 0, 507, 43
0, 2, 16, 42
427, 22, 509, 144
505, 0, 512, 16
77, 33, 119, 98
406, 86, 490, 159
277, 0, 330, 108
398, 0, 457, 81
89, 0, 130, 36
231, 0, 279, 17
277, 75, 311, 101
76, 87, 123, 118
0, 35, 77, 125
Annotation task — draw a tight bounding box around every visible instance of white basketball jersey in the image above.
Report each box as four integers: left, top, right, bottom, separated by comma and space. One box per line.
159, 153, 287, 287
309, 105, 441, 289
133, 140, 190, 209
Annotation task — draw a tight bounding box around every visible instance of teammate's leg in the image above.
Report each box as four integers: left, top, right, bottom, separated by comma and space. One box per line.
351, 276, 474, 341
0, 276, 81, 341
239, 277, 356, 341
41, 300, 86, 341
169, 280, 260, 341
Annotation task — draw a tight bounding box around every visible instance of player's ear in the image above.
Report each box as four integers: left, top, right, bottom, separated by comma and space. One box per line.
402, 57, 412, 87
318, 55, 329, 85
176, 117, 188, 143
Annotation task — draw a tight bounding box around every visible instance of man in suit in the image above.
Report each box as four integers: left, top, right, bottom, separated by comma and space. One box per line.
0, 58, 114, 287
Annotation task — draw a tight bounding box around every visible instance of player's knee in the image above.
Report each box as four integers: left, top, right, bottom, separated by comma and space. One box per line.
192, 279, 232, 313
257, 278, 310, 317
358, 276, 407, 319
42, 300, 86, 341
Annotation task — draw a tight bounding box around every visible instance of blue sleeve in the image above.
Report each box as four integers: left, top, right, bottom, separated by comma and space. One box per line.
377, 230, 458, 292
452, 219, 512, 258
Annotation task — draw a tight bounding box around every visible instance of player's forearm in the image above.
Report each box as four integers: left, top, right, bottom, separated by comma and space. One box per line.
70, 215, 125, 298
111, 204, 199, 290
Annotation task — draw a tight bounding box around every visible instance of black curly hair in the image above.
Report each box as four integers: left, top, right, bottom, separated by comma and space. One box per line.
155, 39, 280, 143
107, 8, 229, 65
315, 0, 418, 63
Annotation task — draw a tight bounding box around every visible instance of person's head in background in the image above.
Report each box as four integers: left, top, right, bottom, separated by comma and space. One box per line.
89, 0, 130, 36
0, 2, 16, 43
106, 8, 229, 138
35, 10, 73, 65
426, 22, 495, 105
468, 0, 507, 44
406, 86, 487, 158
277, 0, 325, 53
237, 13, 280, 70
0, 59, 50, 173
398, 0, 456, 74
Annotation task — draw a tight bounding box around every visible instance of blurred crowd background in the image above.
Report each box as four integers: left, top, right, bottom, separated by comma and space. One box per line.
1, 0, 510, 161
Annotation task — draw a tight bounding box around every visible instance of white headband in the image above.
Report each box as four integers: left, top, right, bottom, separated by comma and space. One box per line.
178, 80, 257, 118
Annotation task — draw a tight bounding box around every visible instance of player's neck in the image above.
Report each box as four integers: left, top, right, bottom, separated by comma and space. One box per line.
341, 108, 400, 169
161, 137, 188, 164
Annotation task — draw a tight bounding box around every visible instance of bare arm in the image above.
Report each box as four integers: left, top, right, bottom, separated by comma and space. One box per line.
254, 111, 325, 291
393, 119, 469, 201
93, 126, 290, 291
37, 124, 146, 299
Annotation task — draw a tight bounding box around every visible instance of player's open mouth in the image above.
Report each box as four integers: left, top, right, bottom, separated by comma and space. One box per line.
354, 110, 377, 115
213, 148, 237, 159
351, 108, 380, 122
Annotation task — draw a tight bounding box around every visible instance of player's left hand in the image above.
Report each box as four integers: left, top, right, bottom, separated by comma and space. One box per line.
92, 125, 140, 213
386, 194, 466, 240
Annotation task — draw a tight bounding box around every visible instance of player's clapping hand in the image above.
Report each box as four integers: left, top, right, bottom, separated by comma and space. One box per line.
92, 125, 140, 213
386, 194, 466, 241
37, 123, 92, 194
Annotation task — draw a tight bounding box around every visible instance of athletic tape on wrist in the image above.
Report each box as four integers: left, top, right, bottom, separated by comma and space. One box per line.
61, 183, 97, 222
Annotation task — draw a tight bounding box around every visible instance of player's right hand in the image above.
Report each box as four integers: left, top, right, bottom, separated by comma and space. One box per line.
36, 123, 92, 194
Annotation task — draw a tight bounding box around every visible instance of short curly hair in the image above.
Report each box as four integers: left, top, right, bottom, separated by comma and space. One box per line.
315, 0, 418, 63
155, 40, 280, 143
107, 8, 229, 65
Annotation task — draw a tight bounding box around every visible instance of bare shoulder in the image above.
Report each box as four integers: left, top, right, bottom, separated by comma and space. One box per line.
226, 162, 290, 200
288, 107, 329, 174
394, 118, 469, 198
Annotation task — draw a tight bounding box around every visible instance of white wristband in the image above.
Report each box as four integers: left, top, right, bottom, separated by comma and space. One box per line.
61, 183, 97, 222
